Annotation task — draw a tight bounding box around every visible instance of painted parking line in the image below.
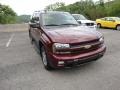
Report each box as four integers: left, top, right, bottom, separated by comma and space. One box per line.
6, 34, 14, 47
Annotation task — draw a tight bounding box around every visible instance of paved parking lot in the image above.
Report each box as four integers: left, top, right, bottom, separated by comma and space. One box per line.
0, 27, 120, 90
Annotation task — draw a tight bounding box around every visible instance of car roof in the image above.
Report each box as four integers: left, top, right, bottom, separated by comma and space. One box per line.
34, 10, 69, 14
104, 17, 119, 18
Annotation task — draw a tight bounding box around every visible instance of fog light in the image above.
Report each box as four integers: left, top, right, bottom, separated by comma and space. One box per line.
58, 61, 64, 65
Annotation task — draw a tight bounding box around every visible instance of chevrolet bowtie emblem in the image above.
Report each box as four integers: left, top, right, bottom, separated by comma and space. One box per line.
84, 45, 92, 49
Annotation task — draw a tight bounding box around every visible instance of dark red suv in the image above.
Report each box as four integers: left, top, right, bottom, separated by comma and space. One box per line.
29, 11, 106, 70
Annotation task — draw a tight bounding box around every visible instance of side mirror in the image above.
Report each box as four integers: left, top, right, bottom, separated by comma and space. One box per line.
29, 21, 40, 28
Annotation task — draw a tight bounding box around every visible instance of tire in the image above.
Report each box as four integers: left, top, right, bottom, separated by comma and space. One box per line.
41, 46, 53, 70
116, 25, 120, 31
97, 23, 101, 28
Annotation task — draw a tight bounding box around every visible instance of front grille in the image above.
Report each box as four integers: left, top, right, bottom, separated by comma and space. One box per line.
70, 39, 99, 47
70, 43, 101, 54
69, 39, 102, 54
86, 23, 94, 26
56, 39, 102, 55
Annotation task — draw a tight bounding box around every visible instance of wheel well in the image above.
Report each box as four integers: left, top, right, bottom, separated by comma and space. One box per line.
39, 41, 43, 56
116, 24, 120, 27
97, 23, 102, 27
116, 24, 120, 30
97, 23, 101, 25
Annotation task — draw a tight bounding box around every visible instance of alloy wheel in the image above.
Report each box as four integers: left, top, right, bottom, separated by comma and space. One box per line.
42, 49, 47, 66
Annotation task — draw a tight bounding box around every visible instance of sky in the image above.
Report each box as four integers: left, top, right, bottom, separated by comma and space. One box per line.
0, 0, 99, 15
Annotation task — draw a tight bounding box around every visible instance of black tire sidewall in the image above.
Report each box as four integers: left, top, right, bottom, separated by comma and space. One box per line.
41, 47, 48, 66
41, 46, 53, 70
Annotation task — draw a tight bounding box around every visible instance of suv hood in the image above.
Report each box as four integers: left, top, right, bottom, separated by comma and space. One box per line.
45, 26, 102, 43
77, 20, 95, 24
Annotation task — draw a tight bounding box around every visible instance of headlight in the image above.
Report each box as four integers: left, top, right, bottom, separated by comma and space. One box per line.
53, 43, 70, 50
99, 37, 104, 42
53, 43, 70, 54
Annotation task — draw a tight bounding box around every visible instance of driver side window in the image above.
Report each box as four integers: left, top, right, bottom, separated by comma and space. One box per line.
105, 18, 114, 21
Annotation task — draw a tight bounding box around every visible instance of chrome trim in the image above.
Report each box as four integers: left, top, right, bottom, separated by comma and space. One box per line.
70, 41, 101, 49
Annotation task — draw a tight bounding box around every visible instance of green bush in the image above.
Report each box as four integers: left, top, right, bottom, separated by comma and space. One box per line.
0, 3, 16, 24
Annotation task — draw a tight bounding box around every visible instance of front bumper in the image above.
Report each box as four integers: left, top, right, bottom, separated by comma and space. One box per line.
64, 51, 104, 67
87, 25, 97, 28
81, 23, 97, 28
47, 45, 106, 68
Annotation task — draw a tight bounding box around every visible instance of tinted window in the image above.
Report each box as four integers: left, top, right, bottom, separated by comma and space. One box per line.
106, 18, 113, 21
73, 14, 87, 20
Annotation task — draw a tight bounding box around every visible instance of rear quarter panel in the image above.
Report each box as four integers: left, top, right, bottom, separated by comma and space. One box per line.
115, 21, 120, 28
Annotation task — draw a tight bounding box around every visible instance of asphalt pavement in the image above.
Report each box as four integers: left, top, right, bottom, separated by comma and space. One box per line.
0, 27, 120, 90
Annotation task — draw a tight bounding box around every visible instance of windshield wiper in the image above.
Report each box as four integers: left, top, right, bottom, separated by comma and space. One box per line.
44, 24, 60, 26
44, 23, 78, 26
60, 23, 78, 26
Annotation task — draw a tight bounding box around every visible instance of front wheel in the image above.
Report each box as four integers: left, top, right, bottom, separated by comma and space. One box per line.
116, 25, 120, 31
41, 46, 53, 70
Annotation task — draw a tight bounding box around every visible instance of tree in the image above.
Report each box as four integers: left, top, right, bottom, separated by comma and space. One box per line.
56, 0, 98, 20
0, 3, 16, 24
45, 0, 120, 20
16, 15, 31, 23
106, 0, 120, 16
45, 2, 65, 11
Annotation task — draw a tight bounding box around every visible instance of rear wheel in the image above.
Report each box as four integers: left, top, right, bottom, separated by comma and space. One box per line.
41, 46, 53, 70
97, 23, 101, 28
116, 25, 120, 31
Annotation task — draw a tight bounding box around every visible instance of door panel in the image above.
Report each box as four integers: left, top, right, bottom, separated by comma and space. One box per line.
101, 20, 107, 27
103, 18, 116, 28
105, 21, 116, 28
31, 27, 36, 40
34, 28, 41, 43
33, 28, 42, 49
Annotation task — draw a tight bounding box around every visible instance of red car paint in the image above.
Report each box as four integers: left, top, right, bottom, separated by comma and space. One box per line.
29, 11, 106, 69
43, 26, 105, 67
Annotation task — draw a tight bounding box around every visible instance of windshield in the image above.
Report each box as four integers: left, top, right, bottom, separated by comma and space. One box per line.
73, 14, 87, 20
42, 12, 78, 26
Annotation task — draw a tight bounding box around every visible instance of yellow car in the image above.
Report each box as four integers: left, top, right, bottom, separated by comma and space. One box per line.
96, 17, 120, 30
